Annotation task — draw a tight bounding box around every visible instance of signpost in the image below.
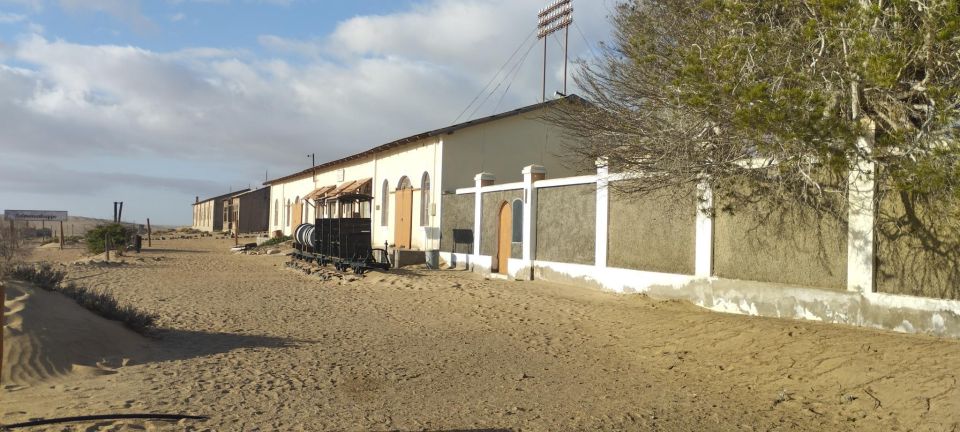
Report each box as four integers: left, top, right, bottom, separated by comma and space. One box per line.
4, 210, 69, 250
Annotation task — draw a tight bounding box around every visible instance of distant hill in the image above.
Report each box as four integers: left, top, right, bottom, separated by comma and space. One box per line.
14, 216, 175, 237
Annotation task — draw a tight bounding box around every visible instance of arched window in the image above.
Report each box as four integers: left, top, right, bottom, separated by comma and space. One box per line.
381, 180, 389, 226
274, 199, 279, 225
511, 199, 523, 242
285, 199, 291, 226
420, 172, 431, 226
294, 196, 300, 225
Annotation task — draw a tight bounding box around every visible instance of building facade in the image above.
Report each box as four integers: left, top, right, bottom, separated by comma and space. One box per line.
223, 188, 270, 234
191, 189, 248, 232
265, 97, 584, 250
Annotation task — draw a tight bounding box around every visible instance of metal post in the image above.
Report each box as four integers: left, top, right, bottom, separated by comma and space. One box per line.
563, 25, 569, 95
59, 221, 64, 250
8, 220, 15, 249
147, 218, 152, 247
542, 37, 547, 102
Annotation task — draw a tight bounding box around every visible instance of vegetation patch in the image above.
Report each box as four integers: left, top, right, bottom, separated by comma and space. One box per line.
10, 262, 157, 334
85, 223, 134, 254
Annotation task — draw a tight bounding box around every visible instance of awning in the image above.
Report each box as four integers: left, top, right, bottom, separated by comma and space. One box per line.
326, 178, 372, 200
304, 185, 336, 201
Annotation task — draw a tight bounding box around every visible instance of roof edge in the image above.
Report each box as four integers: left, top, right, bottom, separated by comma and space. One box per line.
263, 95, 585, 186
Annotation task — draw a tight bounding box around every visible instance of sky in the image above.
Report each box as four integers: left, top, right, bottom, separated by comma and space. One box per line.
0, 0, 616, 225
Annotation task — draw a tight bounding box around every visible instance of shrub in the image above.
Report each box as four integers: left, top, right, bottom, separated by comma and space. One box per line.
258, 235, 291, 248
10, 262, 157, 334
86, 223, 133, 254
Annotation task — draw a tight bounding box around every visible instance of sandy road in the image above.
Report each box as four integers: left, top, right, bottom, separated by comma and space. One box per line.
4, 238, 959, 431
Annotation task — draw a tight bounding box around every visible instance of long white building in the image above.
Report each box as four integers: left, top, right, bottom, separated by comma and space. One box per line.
265, 97, 582, 250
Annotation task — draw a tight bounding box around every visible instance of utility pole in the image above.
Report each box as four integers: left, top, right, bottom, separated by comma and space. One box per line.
537, 0, 573, 101
308, 153, 316, 183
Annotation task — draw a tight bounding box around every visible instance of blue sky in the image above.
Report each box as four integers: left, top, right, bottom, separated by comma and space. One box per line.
0, 0, 614, 225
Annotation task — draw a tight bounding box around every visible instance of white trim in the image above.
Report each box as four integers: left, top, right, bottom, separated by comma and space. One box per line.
608, 172, 643, 182
479, 182, 525, 193
594, 162, 609, 268
455, 187, 476, 195
439, 251, 472, 269
472, 176, 486, 262
533, 260, 698, 292
521, 165, 543, 275
694, 181, 713, 277
847, 130, 876, 293
864, 291, 960, 315
534, 175, 597, 188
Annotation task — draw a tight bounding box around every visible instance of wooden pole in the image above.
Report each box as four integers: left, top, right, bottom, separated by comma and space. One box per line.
146, 218, 152, 247
104, 233, 110, 261
59, 221, 64, 250
8, 220, 15, 249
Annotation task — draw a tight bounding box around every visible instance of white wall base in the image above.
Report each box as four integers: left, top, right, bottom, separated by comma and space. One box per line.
526, 260, 960, 338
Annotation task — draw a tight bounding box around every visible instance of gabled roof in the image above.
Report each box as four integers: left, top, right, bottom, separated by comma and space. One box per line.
264, 95, 585, 186
193, 189, 250, 205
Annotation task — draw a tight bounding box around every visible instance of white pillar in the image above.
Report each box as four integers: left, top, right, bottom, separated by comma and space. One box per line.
847, 135, 876, 293
473, 173, 495, 269
522, 165, 546, 278
695, 180, 714, 277
595, 158, 609, 268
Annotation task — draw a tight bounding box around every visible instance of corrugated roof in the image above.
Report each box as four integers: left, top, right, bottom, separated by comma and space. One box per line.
264, 95, 584, 186
326, 178, 372, 200
192, 189, 250, 205
304, 185, 336, 200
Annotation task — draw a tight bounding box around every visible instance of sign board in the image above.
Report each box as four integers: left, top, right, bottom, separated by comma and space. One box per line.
4, 210, 68, 222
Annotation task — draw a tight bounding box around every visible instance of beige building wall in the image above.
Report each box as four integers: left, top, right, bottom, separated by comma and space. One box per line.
268, 139, 443, 251
440, 112, 581, 191
191, 200, 216, 232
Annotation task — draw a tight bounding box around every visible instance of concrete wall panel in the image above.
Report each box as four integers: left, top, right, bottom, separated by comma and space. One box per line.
439, 193, 475, 254
876, 192, 960, 299
480, 190, 523, 257
714, 194, 847, 290
536, 184, 596, 265
607, 185, 697, 274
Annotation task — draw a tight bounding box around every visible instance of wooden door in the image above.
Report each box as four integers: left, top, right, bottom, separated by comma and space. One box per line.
394, 189, 413, 248
496, 202, 511, 274
292, 202, 303, 228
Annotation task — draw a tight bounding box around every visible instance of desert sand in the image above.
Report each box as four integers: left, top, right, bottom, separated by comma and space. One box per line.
3, 237, 959, 431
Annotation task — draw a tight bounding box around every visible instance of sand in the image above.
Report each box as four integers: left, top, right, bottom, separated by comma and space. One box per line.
3, 237, 960, 431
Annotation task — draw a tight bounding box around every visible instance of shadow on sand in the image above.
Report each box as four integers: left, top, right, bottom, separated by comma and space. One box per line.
134, 328, 313, 364
138, 248, 210, 254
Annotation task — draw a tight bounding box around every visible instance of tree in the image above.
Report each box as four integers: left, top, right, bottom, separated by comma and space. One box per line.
85, 223, 133, 255
552, 0, 960, 212
550, 0, 960, 297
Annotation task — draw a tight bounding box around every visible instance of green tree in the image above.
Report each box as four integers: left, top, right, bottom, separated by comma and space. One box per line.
553, 0, 960, 214
85, 223, 133, 255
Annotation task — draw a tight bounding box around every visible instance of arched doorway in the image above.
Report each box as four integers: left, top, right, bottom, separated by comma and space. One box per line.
394, 176, 414, 248
495, 202, 511, 274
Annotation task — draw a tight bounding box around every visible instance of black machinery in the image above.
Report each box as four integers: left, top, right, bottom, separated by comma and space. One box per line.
291, 193, 391, 274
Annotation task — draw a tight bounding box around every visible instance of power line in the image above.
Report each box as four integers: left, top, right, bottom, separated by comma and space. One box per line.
466, 35, 540, 122
451, 27, 538, 125
572, 21, 598, 59
490, 35, 541, 116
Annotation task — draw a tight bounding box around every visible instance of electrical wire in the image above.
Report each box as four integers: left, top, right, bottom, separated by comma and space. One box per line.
573, 21, 598, 59
450, 27, 538, 125
490, 34, 541, 116
465, 35, 540, 121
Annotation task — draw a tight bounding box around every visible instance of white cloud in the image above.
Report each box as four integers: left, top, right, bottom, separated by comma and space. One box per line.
58, 0, 156, 32
170, 12, 185, 22
0, 0, 43, 12
0, 0, 614, 223
0, 11, 26, 22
